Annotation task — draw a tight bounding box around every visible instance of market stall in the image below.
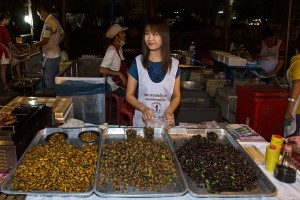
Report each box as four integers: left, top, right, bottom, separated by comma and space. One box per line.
0, 48, 298, 200
9, 41, 43, 96
0, 125, 299, 200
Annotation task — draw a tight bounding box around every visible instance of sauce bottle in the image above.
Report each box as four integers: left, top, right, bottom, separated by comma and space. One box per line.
189, 42, 195, 65
273, 144, 296, 183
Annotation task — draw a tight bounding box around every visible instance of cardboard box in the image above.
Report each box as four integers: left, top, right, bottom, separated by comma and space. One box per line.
215, 87, 237, 119
202, 75, 227, 97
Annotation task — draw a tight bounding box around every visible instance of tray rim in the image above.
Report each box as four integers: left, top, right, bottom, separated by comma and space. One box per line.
1, 127, 102, 197
167, 128, 278, 198
94, 127, 188, 198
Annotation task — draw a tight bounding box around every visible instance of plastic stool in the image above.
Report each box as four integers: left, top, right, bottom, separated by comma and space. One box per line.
108, 93, 124, 125
120, 100, 135, 126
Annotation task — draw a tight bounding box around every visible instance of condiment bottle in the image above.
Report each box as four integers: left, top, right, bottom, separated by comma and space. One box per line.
265, 144, 280, 172
274, 144, 296, 183
270, 134, 284, 150
189, 42, 195, 65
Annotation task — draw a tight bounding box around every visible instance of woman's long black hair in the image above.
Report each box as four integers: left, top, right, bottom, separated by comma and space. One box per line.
141, 17, 172, 74
0, 12, 11, 22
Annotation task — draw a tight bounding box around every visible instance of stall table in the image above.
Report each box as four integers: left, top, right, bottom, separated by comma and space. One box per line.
20, 140, 300, 200
224, 64, 262, 86
3, 96, 73, 124
211, 58, 262, 86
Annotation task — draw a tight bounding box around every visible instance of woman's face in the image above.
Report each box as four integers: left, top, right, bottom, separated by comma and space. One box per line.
264, 36, 275, 48
2, 18, 10, 25
117, 31, 126, 42
144, 26, 162, 51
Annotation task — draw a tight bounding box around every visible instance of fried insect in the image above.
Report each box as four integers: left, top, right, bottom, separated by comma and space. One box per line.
47, 133, 68, 145
99, 136, 177, 192
207, 131, 218, 142
12, 138, 98, 192
79, 132, 98, 143
176, 134, 258, 193
144, 126, 154, 140
126, 128, 137, 140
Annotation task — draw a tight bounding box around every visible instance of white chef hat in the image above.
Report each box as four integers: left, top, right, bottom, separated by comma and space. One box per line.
106, 24, 128, 39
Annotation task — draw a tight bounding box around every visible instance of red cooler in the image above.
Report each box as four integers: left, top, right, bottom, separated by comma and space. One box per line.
236, 85, 290, 141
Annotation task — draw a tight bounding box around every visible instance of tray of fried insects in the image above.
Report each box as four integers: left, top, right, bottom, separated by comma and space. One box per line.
167, 128, 277, 198
95, 126, 188, 197
1, 127, 101, 197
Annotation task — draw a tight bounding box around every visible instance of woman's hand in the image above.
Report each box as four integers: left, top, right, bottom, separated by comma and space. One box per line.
164, 111, 175, 127
285, 104, 295, 122
31, 43, 37, 51
142, 107, 153, 121
118, 72, 127, 86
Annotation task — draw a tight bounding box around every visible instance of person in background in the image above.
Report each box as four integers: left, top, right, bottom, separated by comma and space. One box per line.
31, 0, 65, 89
0, 12, 21, 91
99, 24, 128, 97
126, 17, 181, 127
254, 27, 285, 78
284, 34, 300, 137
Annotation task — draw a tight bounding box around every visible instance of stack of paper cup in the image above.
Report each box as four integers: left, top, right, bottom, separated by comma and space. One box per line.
270, 134, 284, 150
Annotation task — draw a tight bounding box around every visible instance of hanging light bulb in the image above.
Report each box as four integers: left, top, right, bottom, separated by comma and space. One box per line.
24, 15, 30, 24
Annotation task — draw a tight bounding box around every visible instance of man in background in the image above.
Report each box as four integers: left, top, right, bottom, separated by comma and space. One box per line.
31, 0, 64, 89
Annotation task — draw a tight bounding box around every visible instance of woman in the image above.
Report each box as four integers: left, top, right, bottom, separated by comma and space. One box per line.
126, 17, 181, 127
254, 28, 285, 77
99, 24, 128, 97
284, 34, 300, 137
0, 12, 20, 91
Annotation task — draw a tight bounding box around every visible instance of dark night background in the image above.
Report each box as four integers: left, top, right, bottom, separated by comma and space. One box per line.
1, 0, 300, 64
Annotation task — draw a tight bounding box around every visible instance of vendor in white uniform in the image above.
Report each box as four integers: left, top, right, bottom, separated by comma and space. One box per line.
126, 17, 181, 127
99, 24, 128, 97
254, 28, 285, 78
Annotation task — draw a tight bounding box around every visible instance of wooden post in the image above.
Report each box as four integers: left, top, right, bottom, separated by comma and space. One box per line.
223, 0, 230, 51
285, 0, 293, 73
149, 0, 155, 17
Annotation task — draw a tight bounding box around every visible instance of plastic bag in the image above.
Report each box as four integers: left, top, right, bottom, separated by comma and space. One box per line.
144, 116, 175, 129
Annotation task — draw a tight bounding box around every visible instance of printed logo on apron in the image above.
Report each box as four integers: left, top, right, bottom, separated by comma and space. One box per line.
151, 102, 162, 117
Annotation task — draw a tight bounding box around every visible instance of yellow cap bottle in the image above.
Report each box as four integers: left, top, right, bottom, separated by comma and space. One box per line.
265, 144, 281, 172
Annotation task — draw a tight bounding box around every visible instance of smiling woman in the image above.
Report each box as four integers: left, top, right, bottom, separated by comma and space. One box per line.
126, 17, 181, 127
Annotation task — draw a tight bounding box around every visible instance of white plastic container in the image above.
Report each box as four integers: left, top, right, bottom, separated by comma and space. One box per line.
225, 56, 247, 66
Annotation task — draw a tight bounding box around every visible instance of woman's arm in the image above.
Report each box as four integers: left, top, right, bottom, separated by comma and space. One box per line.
285, 79, 300, 122
8, 42, 21, 54
268, 60, 284, 76
126, 74, 153, 120
99, 66, 127, 84
164, 75, 181, 120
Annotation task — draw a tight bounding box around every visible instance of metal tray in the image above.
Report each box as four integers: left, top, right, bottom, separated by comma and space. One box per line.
1, 127, 102, 197
94, 127, 188, 197
167, 128, 277, 198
